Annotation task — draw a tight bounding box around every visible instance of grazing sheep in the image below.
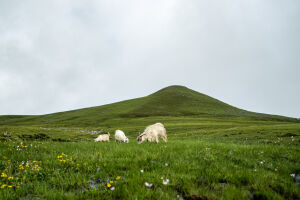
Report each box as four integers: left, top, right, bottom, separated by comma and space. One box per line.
137, 123, 167, 144
115, 130, 129, 143
94, 133, 110, 142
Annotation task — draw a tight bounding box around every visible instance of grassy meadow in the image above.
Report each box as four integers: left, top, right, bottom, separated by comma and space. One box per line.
1, 118, 300, 200
1, 86, 300, 199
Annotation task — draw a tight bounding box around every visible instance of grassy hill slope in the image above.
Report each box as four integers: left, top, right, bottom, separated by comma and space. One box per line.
0, 85, 297, 127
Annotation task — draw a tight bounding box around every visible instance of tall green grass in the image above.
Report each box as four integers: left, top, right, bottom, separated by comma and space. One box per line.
0, 139, 299, 199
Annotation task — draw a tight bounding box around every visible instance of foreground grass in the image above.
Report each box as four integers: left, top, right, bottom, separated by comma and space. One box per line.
1, 115, 299, 199
1, 139, 299, 200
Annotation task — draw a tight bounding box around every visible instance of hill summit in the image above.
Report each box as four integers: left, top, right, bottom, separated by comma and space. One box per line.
123, 85, 241, 117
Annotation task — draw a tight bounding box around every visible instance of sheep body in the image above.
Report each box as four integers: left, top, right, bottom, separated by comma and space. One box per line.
115, 130, 129, 143
137, 123, 167, 144
94, 133, 110, 142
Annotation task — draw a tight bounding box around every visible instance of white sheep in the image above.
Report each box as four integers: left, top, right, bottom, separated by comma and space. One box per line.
94, 132, 110, 142
137, 123, 167, 144
115, 130, 129, 143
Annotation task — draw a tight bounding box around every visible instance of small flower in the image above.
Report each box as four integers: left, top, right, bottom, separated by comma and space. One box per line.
110, 186, 115, 191
145, 182, 153, 188
1, 184, 7, 189
8, 177, 14, 180
116, 176, 121, 180
107, 183, 111, 188
165, 163, 168, 167
18, 165, 24, 170
109, 181, 113, 184
290, 173, 295, 177
140, 169, 144, 173
1, 173, 7, 178
163, 179, 169, 185
8, 185, 13, 188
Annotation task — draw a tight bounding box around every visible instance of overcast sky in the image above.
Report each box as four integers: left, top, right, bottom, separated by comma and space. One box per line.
0, 0, 299, 118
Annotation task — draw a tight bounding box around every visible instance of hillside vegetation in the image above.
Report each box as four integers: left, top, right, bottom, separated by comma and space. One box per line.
0, 86, 297, 128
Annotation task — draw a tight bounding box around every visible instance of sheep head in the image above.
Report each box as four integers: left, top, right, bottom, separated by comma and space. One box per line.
137, 132, 146, 144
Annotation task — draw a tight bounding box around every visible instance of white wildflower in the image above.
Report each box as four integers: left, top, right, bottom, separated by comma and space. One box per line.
145, 182, 153, 188
163, 179, 170, 185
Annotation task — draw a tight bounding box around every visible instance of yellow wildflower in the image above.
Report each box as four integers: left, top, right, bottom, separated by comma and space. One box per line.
1, 184, 7, 189
8, 185, 13, 188
116, 176, 121, 180
1, 173, 7, 178
109, 181, 113, 184
107, 184, 111, 188
19, 165, 24, 170
8, 177, 14, 180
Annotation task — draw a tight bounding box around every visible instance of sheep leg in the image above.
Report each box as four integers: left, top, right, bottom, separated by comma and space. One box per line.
163, 135, 168, 143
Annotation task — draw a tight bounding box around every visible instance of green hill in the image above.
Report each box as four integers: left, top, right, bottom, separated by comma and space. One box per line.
0, 85, 296, 127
